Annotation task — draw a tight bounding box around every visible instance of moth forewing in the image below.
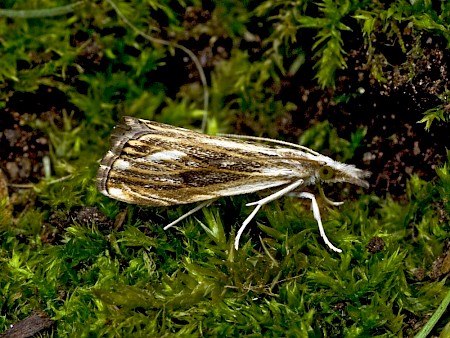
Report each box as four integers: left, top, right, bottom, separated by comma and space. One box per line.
97, 116, 371, 253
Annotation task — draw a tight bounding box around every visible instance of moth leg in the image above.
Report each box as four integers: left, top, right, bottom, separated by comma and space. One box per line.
163, 199, 216, 230
288, 191, 342, 253
319, 185, 344, 206
235, 179, 305, 250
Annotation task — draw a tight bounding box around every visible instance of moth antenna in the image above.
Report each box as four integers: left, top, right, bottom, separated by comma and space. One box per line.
218, 134, 321, 156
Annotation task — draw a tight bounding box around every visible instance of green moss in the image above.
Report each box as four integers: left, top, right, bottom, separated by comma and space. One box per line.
418, 90, 450, 131
2, 160, 449, 335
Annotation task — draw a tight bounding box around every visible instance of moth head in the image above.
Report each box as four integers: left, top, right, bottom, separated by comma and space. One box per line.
316, 162, 371, 188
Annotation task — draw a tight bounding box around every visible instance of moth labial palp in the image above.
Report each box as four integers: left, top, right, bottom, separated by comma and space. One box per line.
97, 116, 371, 253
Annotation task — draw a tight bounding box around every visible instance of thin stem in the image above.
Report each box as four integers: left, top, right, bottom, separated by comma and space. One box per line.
105, 0, 209, 132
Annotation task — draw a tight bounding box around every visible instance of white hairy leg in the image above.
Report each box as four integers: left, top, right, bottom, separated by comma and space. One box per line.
164, 199, 216, 230
288, 191, 342, 253
234, 179, 305, 250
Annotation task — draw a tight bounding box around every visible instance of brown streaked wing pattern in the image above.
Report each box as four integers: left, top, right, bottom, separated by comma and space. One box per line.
97, 117, 314, 205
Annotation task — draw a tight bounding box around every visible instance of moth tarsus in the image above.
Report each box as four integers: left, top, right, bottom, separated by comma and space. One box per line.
97, 116, 371, 252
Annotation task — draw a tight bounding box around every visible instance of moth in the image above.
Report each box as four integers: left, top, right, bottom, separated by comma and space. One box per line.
97, 116, 371, 252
